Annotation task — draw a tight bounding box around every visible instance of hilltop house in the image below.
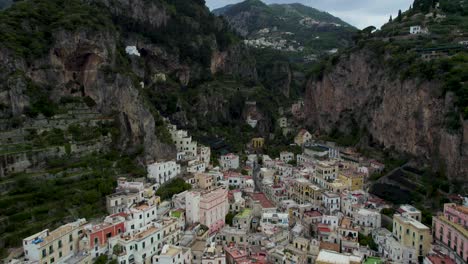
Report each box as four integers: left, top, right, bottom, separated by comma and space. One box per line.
410, 25, 428, 35
295, 129, 312, 146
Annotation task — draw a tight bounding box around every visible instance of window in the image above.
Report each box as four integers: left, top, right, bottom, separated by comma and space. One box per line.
42, 249, 47, 257
58, 240, 62, 248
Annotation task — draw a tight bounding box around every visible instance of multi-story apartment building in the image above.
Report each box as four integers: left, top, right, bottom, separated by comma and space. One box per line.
194, 173, 214, 191
126, 201, 158, 231
147, 160, 181, 185
106, 178, 150, 214
197, 145, 211, 168
322, 192, 340, 213
219, 153, 239, 171
280, 151, 294, 163
393, 214, 432, 259
109, 217, 180, 264
373, 228, 418, 263
338, 169, 365, 191
86, 214, 126, 258
398, 204, 422, 222
106, 191, 142, 214
313, 162, 339, 188
169, 126, 198, 158
432, 203, 468, 263
186, 187, 228, 233
187, 159, 206, 174
287, 178, 322, 207
261, 212, 289, 228
354, 208, 381, 235
23, 219, 87, 264
153, 245, 192, 264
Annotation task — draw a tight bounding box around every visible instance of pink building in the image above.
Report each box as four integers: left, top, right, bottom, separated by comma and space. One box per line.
186, 187, 228, 233
432, 203, 468, 263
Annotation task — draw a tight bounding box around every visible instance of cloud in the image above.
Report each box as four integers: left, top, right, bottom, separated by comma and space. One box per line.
205, 0, 413, 29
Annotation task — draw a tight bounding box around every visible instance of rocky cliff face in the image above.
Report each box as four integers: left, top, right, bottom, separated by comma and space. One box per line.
0, 0, 258, 164
304, 50, 468, 181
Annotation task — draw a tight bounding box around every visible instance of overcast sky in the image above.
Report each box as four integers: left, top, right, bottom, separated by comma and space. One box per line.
206, 0, 413, 29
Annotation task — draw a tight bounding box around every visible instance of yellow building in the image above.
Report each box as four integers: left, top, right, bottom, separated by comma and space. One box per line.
338, 170, 365, 191
288, 178, 323, 206
393, 214, 432, 257
251, 138, 264, 149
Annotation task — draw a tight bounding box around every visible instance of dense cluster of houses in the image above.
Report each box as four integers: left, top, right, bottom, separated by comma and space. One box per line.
14, 119, 468, 264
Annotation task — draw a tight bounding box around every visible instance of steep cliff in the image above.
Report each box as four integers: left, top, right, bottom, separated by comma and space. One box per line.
304, 50, 468, 182
305, 0, 468, 185
0, 0, 257, 162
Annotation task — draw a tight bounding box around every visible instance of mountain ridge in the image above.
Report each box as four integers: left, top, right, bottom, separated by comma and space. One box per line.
213, 0, 356, 54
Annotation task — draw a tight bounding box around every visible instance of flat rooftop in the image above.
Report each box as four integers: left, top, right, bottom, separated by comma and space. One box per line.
248, 192, 275, 208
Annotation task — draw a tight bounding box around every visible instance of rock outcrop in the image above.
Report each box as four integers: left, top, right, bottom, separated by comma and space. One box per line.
0, 0, 258, 164
304, 50, 468, 181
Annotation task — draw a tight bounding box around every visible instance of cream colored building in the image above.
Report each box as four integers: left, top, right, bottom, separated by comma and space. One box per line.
294, 129, 312, 146
23, 219, 87, 264
195, 173, 214, 191
393, 214, 432, 258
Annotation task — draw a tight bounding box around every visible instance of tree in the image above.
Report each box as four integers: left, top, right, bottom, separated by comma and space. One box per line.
225, 212, 235, 226
389, 15, 393, 22
397, 9, 402, 22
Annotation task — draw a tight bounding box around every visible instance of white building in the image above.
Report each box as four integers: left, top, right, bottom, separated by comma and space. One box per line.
280, 152, 294, 163
354, 208, 381, 235
410, 25, 428, 35
197, 145, 211, 168
398, 204, 422, 222
246, 154, 258, 167
246, 115, 258, 128
169, 126, 198, 157
153, 245, 192, 264
278, 117, 288, 128
261, 212, 289, 228
147, 161, 181, 185
187, 159, 206, 174
322, 192, 340, 213
322, 215, 340, 229
276, 162, 293, 177
126, 202, 158, 231
109, 218, 181, 264
219, 153, 239, 171
373, 228, 417, 263
186, 188, 229, 233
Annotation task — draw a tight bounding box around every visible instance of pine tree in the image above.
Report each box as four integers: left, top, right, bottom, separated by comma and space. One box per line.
397, 9, 402, 22
389, 15, 393, 22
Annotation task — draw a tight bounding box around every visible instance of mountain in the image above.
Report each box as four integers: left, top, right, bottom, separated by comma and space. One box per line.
304, 0, 468, 192
0, 0, 264, 252
213, 0, 357, 54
